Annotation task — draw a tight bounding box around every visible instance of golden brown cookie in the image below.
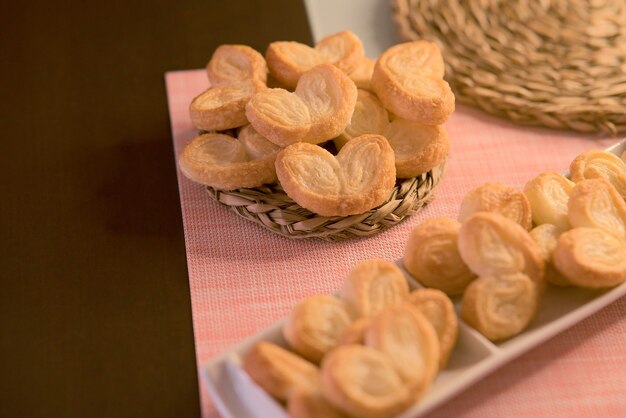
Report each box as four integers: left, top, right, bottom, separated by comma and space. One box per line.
288, 389, 348, 418
266, 30, 364, 89
529, 224, 570, 287
458, 212, 545, 283
275, 134, 396, 216
365, 303, 440, 397
242, 342, 319, 402
321, 345, 411, 418
283, 295, 352, 363
461, 273, 539, 341
403, 218, 476, 296
570, 150, 626, 199
567, 178, 626, 240
348, 57, 375, 90
333, 89, 389, 150
371, 41, 454, 125
246, 64, 358, 147
340, 259, 409, 318
553, 227, 626, 288
458, 182, 533, 230
524, 172, 574, 230
206, 44, 268, 87
408, 288, 458, 369
337, 317, 371, 346
178, 132, 278, 190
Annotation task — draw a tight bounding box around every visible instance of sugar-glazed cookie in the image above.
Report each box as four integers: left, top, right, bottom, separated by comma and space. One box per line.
275, 134, 396, 216
246, 64, 358, 147
334, 89, 389, 150
178, 131, 279, 190
524, 172, 574, 230
206, 44, 268, 87
266, 30, 364, 89
458, 212, 545, 283
321, 345, 411, 418
404, 218, 475, 296
408, 288, 458, 369
529, 224, 570, 287
553, 227, 626, 288
283, 295, 352, 363
461, 273, 539, 341
458, 182, 533, 230
242, 342, 319, 402
340, 259, 409, 318
570, 150, 626, 199
371, 41, 454, 125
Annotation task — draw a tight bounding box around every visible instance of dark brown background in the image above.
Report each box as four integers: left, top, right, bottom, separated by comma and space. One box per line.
0, 1, 312, 416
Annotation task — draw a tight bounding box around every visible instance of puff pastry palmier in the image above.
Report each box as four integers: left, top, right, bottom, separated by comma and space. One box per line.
266, 30, 364, 89
283, 295, 352, 363
458, 212, 545, 283
288, 389, 348, 418
570, 150, 626, 199
553, 227, 626, 288
334, 89, 389, 150
348, 57, 375, 90
246, 64, 358, 147
458, 182, 533, 230
321, 345, 411, 418
524, 172, 574, 229
408, 289, 458, 369
275, 135, 396, 216
365, 303, 439, 396
337, 317, 371, 346
529, 224, 570, 287
371, 41, 454, 125
206, 44, 268, 87
242, 342, 319, 402
461, 273, 539, 341
340, 259, 409, 318
382, 119, 449, 178
404, 218, 475, 296
567, 178, 626, 239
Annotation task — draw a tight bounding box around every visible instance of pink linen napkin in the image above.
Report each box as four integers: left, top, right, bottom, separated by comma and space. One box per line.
166, 69, 626, 418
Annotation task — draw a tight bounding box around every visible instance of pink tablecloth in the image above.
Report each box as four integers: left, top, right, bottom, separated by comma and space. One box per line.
166, 69, 626, 418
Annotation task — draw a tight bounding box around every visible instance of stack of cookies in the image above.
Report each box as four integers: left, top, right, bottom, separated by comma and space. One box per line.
178, 31, 453, 218
243, 259, 458, 418
404, 149, 626, 341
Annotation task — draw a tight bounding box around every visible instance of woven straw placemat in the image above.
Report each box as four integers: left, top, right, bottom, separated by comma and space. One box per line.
393, 0, 626, 134
206, 162, 445, 241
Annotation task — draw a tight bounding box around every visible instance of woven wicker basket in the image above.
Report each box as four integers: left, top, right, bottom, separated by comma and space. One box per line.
206, 162, 445, 241
393, 0, 626, 134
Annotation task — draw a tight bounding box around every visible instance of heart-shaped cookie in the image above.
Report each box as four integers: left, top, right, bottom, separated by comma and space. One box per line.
371, 41, 454, 125
246, 64, 357, 147
524, 172, 574, 230
206, 44, 268, 87
458, 182, 533, 230
266, 30, 364, 89
570, 150, 626, 199
275, 134, 395, 216
568, 178, 626, 239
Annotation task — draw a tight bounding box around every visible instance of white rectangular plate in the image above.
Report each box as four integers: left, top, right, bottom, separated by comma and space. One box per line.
202, 139, 626, 418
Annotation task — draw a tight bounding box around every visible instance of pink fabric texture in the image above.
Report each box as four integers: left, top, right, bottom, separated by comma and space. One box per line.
166, 69, 626, 418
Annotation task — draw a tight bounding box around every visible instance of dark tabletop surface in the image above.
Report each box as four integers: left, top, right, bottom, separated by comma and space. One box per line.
0, 1, 312, 416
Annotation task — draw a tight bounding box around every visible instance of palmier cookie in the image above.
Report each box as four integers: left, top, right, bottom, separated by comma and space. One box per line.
340, 259, 409, 318
266, 30, 364, 89
404, 218, 475, 296
246, 64, 358, 147
242, 342, 319, 402
334, 89, 389, 150
283, 295, 352, 363
458, 212, 545, 283
337, 317, 371, 346
275, 135, 396, 216
461, 273, 539, 341
382, 119, 449, 178
567, 178, 626, 240
178, 131, 279, 190
288, 389, 348, 418
408, 289, 458, 369
524, 172, 574, 230
459, 183, 533, 230
371, 41, 454, 125
348, 57, 375, 90
529, 224, 570, 287
570, 150, 626, 199
321, 345, 411, 418
206, 44, 268, 87
553, 227, 626, 288
365, 303, 440, 397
